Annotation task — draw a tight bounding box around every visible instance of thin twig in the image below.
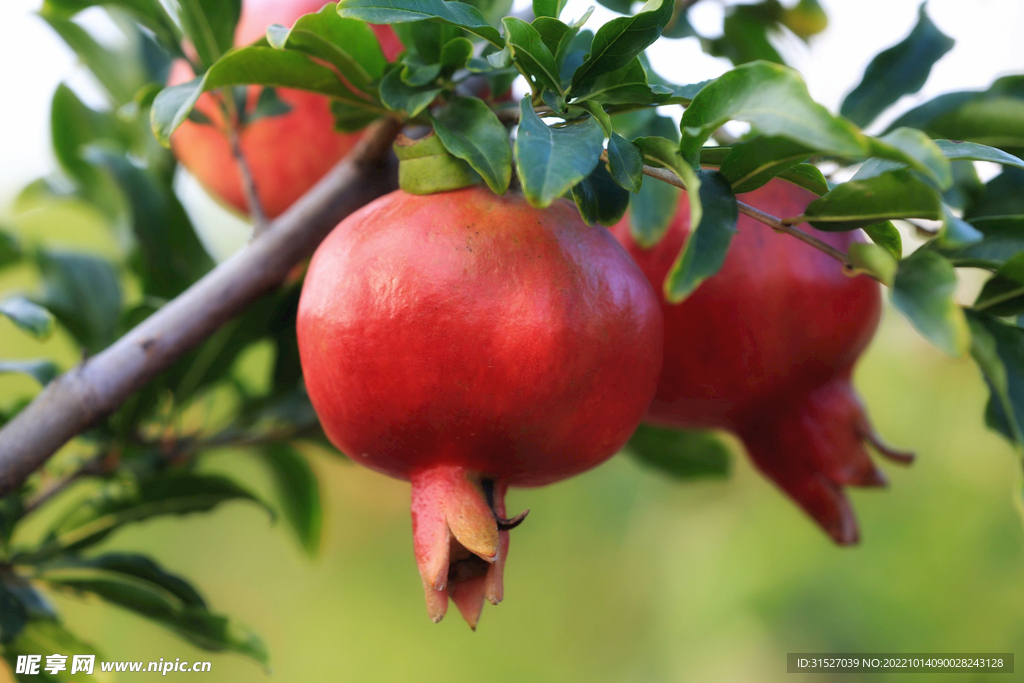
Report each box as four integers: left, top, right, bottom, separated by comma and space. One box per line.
22, 452, 108, 516
616, 154, 873, 279
220, 94, 269, 233
0, 117, 403, 498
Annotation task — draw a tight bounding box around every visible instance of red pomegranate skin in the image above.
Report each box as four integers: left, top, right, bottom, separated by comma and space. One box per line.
297, 187, 663, 626
168, 0, 403, 218
612, 179, 910, 545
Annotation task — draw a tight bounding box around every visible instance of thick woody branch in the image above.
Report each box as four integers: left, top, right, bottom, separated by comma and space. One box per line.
0, 118, 403, 497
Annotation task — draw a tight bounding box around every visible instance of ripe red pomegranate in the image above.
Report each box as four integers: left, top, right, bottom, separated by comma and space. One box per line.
297, 187, 663, 626
168, 0, 403, 218
612, 179, 912, 545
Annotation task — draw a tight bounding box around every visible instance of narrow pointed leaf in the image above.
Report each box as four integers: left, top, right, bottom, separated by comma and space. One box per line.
840, 4, 954, 127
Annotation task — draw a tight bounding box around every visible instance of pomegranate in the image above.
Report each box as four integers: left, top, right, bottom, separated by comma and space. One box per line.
612, 179, 912, 545
297, 187, 663, 626
168, 0, 403, 218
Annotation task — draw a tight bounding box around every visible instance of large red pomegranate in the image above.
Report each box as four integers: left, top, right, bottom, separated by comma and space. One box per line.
612, 179, 912, 545
297, 187, 663, 627
168, 0, 403, 218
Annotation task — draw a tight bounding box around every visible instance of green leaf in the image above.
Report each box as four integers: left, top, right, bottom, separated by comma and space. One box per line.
873, 127, 951, 189
440, 36, 474, 70
0, 297, 54, 339
502, 17, 562, 94
0, 360, 59, 386
266, 6, 387, 92
934, 216, 1024, 269
249, 86, 293, 122
934, 139, 1024, 171
335, 0, 503, 46
571, 57, 671, 106
37, 250, 122, 354
89, 150, 214, 298
965, 168, 1024, 221
839, 4, 954, 127
624, 115, 681, 245
973, 252, 1024, 316
662, 170, 738, 302
431, 96, 511, 194
627, 424, 731, 479
887, 75, 1024, 152
569, 0, 673, 94
37, 553, 207, 608
379, 66, 442, 116
44, 473, 271, 554
177, 0, 242, 67
514, 97, 605, 207
704, 2, 784, 66
0, 229, 22, 271
44, 575, 267, 664
936, 207, 982, 249
890, 249, 969, 357
719, 136, 813, 193
42, 15, 148, 104
533, 0, 566, 19
630, 175, 680, 247
41, 0, 181, 56
966, 311, 1024, 446
607, 132, 643, 193
635, 135, 702, 245
256, 445, 323, 555
848, 241, 898, 285
863, 222, 903, 260
48, 84, 132, 220
804, 169, 943, 230
777, 162, 829, 196
532, 16, 571, 55
0, 583, 28, 644
151, 47, 375, 145
572, 161, 630, 226
395, 132, 481, 193
679, 61, 868, 166
332, 101, 383, 131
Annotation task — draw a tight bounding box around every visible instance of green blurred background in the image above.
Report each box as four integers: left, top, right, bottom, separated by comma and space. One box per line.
1, 200, 1021, 682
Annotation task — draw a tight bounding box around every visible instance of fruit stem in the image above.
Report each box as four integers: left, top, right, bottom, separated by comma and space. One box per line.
218, 93, 269, 234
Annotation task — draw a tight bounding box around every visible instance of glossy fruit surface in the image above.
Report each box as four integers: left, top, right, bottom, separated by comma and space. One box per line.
168, 0, 402, 218
297, 187, 663, 626
612, 179, 911, 544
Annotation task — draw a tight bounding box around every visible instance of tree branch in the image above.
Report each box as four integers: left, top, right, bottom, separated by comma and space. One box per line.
624, 156, 872, 278
0, 117, 403, 498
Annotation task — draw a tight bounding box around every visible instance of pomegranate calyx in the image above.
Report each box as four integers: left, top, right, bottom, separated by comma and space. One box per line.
412, 465, 513, 629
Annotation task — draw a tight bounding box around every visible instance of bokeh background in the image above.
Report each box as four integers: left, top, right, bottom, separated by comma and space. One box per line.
2, 0, 1024, 680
